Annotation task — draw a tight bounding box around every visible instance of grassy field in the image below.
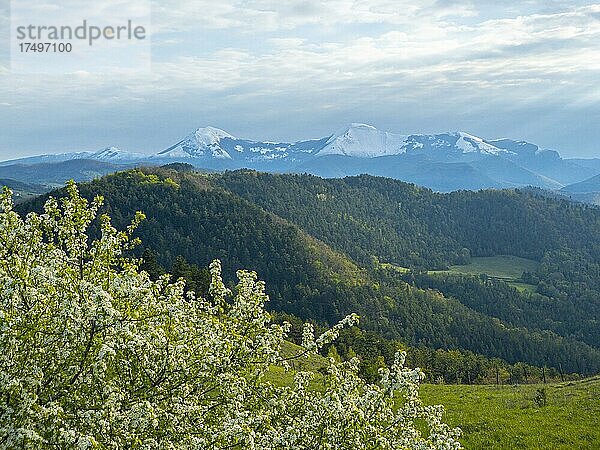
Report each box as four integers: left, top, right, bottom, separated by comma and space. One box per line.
421, 378, 600, 449
268, 345, 600, 449
264, 341, 329, 387
445, 255, 539, 279
431, 255, 540, 292
506, 281, 538, 293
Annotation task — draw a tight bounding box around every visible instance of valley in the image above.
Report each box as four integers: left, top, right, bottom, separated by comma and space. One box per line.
3, 1, 597, 446
19, 168, 600, 375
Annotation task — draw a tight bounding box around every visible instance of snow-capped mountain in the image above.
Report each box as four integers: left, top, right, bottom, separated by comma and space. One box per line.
90, 146, 146, 162
1, 123, 598, 195
401, 132, 515, 158
149, 125, 599, 190
317, 123, 407, 158
0, 151, 93, 167
0, 146, 144, 166
156, 126, 328, 166
486, 139, 559, 159
0, 124, 559, 166
316, 125, 516, 159
158, 127, 235, 160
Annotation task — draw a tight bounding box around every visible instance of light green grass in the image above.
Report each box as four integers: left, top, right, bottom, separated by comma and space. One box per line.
384, 256, 539, 286
429, 255, 540, 292
508, 281, 538, 293
421, 378, 600, 449
267, 344, 600, 449
445, 255, 539, 279
264, 341, 329, 386
380, 262, 411, 273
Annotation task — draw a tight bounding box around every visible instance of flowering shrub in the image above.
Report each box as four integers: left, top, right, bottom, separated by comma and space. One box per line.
0, 182, 461, 449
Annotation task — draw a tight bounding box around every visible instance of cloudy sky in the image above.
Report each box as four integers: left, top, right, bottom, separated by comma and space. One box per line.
0, 0, 599, 159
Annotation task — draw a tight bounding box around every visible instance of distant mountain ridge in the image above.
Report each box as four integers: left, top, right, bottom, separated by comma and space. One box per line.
562, 174, 600, 193
157, 126, 329, 168
560, 174, 600, 205
1, 123, 599, 194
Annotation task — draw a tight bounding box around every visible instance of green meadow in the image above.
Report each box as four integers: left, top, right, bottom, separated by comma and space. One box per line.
270, 343, 600, 449
444, 255, 539, 279
430, 255, 539, 292
421, 378, 600, 449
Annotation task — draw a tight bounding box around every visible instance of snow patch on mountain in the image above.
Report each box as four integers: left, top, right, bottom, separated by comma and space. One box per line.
158, 127, 234, 159
318, 123, 408, 158
315, 125, 517, 159
455, 133, 513, 155
91, 147, 145, 161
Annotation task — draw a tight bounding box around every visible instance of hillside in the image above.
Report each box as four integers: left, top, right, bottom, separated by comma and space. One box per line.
0, 178, 47, 202
216, 172, 600, 350
215, 171, 600, 266
0, 159, 134, 187
561, 174, 600, 205
19, 168, 600, 375
562, 174, 600, 193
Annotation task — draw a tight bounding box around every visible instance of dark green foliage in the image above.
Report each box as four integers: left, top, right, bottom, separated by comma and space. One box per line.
170, 256, 211, 298
139, 248, 164, 279
160, 162, 196, 172
278, 314, 572, 385
216, 171, 599, 267
401, 272, 600, 348
216, 171, 464, 269
215, 171, 600, 368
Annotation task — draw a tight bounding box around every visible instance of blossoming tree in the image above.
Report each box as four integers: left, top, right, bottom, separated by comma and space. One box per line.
0, 183, 461, 449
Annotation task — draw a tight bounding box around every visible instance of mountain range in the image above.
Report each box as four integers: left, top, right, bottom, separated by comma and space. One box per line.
1, 124, 599, 200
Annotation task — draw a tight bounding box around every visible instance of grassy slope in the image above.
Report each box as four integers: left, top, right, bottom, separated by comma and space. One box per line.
431, 255, 539, 292
445, 255, 539, 279
268, 346, 600, 449
265, 341, 329, 388
421, 377, 600, 449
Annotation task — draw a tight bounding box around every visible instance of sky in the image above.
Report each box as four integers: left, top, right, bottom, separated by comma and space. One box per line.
0, 0, 599, 159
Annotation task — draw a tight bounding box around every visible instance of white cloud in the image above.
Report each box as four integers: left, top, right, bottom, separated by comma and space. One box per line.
150, 0, 475, 34
144, 3, 600, 95
0, 1, 599, 156
3, 2, 598, 99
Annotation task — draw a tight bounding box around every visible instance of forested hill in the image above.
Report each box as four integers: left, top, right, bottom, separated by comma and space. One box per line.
215, 171, 600, 269
19, 168, 600, 375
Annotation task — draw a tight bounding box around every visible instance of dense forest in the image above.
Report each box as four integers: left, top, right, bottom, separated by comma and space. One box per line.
215, 171, 600, 267
19, 167, 600, 376
399, 272, 600, 348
